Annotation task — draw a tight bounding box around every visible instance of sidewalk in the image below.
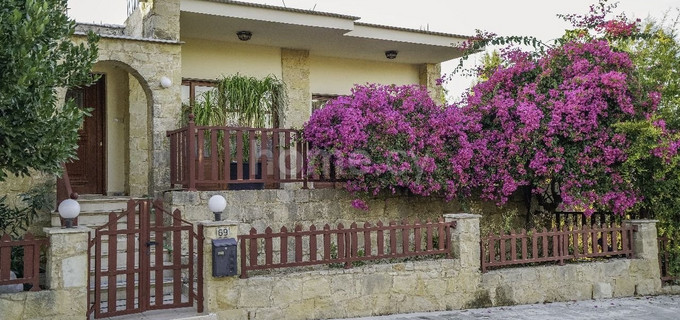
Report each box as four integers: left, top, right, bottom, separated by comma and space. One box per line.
336, 295, 680, 320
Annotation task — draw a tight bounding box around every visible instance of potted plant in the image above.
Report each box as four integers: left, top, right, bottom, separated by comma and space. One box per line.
216, 74, 286, 190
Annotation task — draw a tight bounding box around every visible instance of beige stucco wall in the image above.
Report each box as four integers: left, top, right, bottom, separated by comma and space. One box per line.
181, 38, 282, 80
310, 55, 420, 95
92, 63, 129, 195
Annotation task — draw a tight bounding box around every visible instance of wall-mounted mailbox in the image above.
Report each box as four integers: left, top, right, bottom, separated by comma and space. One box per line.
212, 238, 237, 277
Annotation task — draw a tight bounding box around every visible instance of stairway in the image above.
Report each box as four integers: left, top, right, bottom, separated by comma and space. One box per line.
51, 196, 135, 228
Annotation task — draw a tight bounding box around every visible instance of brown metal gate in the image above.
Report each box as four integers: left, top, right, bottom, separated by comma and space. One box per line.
87, 199, 204, 318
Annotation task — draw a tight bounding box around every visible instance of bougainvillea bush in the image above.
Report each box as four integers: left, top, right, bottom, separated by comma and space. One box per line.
455, 0, 679, 217
303, 84, 476, 209
458, 40, 659, 216
304, 0, 679, 216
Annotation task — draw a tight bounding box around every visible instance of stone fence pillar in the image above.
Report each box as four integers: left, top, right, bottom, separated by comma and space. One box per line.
198, 220, 242, 317
444, 213, 482, 271
626, 220, 659, 260
625, 219, 662, 295
43, 226, 91, 318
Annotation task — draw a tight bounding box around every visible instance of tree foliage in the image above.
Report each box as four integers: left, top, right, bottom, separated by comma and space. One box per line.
0, 0, 99, 181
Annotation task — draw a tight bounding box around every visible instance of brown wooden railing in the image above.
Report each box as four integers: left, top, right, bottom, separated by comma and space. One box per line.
0, 232, 49, 291
658, 236, 677, 283
239, 219, 455, 278
481, 224, 636, 272
167, 119, 339, 191
56, 163, 79, 203
554, 212, 623, 228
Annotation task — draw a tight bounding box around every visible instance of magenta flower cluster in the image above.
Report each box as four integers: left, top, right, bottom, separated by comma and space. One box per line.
303, 84, 471, 210
303, 3, 675, 215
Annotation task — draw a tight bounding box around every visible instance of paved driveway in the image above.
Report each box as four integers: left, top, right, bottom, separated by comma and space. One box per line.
337, 295, 680, 320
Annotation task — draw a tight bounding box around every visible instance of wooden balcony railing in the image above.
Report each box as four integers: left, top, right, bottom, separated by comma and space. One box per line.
167, 118, 339, 191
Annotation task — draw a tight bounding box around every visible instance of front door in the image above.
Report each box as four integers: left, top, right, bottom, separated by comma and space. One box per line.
65, 75, 105, 195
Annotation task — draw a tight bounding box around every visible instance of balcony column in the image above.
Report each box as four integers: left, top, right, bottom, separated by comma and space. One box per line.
280, 48, 311, 128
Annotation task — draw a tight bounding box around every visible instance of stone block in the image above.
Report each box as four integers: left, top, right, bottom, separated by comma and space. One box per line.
636, 279, 661, 295
613, 277, 636, 297
216, 309, 248, 320
302, 277, 330, 299
362, 273, 391, 295
392, 274, 418, 294
0, 293, 26, 320
239, 285, 272, 308
272, 278, 303, 306
593, 282, 613, 299
495, 284, 516, 306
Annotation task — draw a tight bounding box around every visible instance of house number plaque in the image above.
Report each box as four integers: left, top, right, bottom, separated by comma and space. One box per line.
216, 227, 230, 238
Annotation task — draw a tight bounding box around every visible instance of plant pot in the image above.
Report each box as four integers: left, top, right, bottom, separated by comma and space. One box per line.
228, 162, 264, 190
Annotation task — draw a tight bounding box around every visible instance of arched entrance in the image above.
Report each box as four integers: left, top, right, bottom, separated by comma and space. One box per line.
60, 60, 154, 197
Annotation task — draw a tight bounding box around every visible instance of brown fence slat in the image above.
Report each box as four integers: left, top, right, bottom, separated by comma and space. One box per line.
480, 223, 637, 272
239, 219, 455, 277
88, 199, 203, 317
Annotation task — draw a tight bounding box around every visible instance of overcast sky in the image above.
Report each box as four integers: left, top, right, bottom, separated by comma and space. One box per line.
68, 0, 680, 99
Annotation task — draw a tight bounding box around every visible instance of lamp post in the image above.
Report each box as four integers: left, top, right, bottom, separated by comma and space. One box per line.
58, 199, 80, 228
208, 195, 227, 221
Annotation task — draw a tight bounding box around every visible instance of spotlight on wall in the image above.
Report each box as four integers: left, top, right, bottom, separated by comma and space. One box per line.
237, 31, 252, 41
160, 76, 172, 88
385, 50, 398, 59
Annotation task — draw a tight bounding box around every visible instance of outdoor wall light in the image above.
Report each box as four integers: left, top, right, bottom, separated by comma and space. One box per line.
160, 76, 172, 88
385, 50, 398, 59
58, 199, 80, 228
208, 195, 227, 221
236, 31, 252, 41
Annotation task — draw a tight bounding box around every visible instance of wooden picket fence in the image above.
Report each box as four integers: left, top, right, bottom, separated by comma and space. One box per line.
0, 232, 48, 291
481, 224, 636, 272
239, 219, 455, 278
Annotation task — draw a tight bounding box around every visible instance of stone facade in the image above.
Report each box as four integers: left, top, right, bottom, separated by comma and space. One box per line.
164, 189, 526, 235
419, 63, 444, 103
281, 49, 312, 128
0, 227, 90, 320
195, 214, 662, 319
72, 34, 183, 196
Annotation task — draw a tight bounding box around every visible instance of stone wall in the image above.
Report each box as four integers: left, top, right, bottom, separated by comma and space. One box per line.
164, 189, 526, 234
0, 227, 90, 320
196, 216, 662, 320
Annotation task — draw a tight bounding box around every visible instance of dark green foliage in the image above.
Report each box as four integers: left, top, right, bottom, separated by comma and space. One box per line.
0, 181, 55, 237
0, 0, 99, 181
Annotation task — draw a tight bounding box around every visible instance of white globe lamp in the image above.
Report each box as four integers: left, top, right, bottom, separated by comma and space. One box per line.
208, 195, 227, 221
58, 199, 80, 228
160, 76, 172, 88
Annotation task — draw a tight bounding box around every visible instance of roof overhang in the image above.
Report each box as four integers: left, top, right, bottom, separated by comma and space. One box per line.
180, 0, 469, 64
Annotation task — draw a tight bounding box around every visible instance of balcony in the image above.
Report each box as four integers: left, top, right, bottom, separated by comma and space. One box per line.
166, 121, 339, 191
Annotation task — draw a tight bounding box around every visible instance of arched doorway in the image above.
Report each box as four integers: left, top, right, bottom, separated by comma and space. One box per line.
60, 60, 153, 197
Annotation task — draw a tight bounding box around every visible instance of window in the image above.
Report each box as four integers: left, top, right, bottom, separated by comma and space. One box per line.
312, 94, 339, 111
181, 79, 218, 106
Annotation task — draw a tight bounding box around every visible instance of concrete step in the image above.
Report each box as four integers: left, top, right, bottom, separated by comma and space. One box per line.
95, 305, 215, 320
90, 277, 177, 301
52, 197, 146, 228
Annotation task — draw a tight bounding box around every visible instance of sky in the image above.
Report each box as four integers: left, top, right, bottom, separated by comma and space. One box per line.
68, 0, 680, 99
